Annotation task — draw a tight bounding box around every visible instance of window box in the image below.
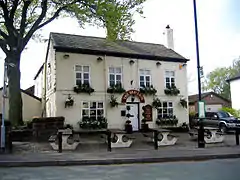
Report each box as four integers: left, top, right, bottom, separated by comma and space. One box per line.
73, 83, 94, 94
164, 85, 180, 96
78, 117, 107, 129
156, 116, 178, 127
140, 85, 157, 95
107, 83, 126, 94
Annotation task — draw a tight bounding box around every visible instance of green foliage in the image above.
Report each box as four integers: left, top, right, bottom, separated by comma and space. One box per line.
79, 116, 107, 129
164, 85, 180, 96
107, 83, 126, 93
219, 107, 240, 118
0, 0, 146, 126
140, 85, 157, 95
202, 57, 240, 99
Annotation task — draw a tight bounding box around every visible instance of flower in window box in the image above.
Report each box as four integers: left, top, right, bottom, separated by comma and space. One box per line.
164, 85, 180, 96
107, 83, 126, 94
140, 85, 157, 96
73, 82, 94, 94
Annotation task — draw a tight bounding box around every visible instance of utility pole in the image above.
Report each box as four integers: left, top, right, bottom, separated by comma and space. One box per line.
193, 0, 205, 148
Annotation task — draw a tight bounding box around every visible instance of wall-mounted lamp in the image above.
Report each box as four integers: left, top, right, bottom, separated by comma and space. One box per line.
97, 57, 103, 61
156, 61, 161, 67
63, 54, 70, 59
182, 63, 187, 67
129, 60, 135, 65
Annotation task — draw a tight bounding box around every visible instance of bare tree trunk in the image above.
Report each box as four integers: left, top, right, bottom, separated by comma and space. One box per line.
6, 52, 23, 126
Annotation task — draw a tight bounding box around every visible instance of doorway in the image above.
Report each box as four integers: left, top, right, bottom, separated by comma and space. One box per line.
127, 103, 140, 131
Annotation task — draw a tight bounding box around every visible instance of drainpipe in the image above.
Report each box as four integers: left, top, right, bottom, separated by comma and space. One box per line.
104, 55, 108, 118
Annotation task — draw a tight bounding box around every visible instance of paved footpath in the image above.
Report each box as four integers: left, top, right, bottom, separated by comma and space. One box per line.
1, 146, 240, 167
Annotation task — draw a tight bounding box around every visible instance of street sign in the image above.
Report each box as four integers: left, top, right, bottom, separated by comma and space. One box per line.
198, 101, 205, 118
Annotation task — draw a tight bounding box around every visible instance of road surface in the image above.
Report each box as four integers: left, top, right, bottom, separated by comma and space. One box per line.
0, 158, 239, 180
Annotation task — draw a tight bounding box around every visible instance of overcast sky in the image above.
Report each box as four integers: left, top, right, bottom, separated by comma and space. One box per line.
0, 0, 239, 95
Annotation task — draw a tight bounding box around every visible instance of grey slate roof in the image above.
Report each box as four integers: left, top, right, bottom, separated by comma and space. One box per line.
50, 32, 188, 62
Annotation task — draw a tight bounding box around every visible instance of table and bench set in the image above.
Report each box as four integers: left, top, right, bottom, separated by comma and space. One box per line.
49, 126, 227, 152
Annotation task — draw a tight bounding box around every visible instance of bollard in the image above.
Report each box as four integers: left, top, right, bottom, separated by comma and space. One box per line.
107, 130, 111, 152
235, 128, 239, 146
7, 131, 12, 153
198, 119, 205, 148
153, 130, 158, 150
58, 131, 62, 153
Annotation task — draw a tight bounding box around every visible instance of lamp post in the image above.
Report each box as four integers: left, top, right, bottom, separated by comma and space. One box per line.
1, 60, 7, 150
193, 0, 205, 148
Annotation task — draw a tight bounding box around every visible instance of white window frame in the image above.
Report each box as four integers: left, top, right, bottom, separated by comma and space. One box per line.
81, 101, 104, 120
75, 65, 90, 85
157, 101, 174, 118
108, 67, 122, 86
139, 69, 151, 87
165, 70, 175, 88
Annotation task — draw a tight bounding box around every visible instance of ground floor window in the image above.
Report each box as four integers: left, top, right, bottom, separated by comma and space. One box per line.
82, 101, 104, 119
157, 101, 173, 118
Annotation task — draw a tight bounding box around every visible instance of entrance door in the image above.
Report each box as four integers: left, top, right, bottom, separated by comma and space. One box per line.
128, 104, 139, 131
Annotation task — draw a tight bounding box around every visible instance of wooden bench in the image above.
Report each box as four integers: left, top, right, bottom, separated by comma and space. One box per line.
49, 128, 80, 151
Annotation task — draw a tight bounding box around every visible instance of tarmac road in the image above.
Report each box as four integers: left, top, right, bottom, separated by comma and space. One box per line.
0, 158, 240, 180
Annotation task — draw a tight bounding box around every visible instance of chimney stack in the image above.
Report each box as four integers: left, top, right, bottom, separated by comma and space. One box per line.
164, 25, 174, 50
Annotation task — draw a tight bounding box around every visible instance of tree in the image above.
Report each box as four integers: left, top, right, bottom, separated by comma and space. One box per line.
202, 57, 240, 99
0, 0, 146, 126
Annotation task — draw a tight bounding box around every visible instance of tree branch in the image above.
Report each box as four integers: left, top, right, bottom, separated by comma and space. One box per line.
9, 0, 19, 20
0, 39, 9, 54
0, 0, 19, 37
22, 0, 48, 49
0, 29, 8, 39
19, 0, 31, 37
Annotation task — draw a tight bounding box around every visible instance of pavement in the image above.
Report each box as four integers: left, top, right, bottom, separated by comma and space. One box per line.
0, 132, 240, 167
1, 158, 240, 180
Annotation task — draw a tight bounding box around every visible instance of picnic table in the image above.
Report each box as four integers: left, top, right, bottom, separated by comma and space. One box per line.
190, 126, 224, 144
73, 128, 112, 151
143, 128, 178, 149
108, 129, 134, 148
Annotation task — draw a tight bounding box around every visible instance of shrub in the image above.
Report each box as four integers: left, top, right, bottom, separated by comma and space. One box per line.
220, 107, 240, 118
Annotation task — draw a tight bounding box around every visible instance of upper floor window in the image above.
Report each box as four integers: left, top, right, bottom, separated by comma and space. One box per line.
82, 102, 104, 120
165, 70, 175, 88
139, 69, 151, 87
109, 67, 122, 86
157, 101, 173, 118
75, 65, 90, 85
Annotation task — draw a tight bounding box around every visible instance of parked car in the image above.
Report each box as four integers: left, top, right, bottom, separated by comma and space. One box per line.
191, 111, 240, 133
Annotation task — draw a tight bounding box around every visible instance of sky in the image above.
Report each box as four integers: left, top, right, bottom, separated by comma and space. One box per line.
0, 0, 239, 95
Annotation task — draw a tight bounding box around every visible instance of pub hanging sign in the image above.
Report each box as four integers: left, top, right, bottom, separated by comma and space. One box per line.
121, 89, 145, 103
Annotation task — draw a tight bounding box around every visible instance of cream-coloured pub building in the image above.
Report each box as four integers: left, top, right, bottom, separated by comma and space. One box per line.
34, 26, 189, 130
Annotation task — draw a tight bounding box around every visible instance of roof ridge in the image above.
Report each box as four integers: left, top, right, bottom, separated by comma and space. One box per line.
50, 32, 166, 47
